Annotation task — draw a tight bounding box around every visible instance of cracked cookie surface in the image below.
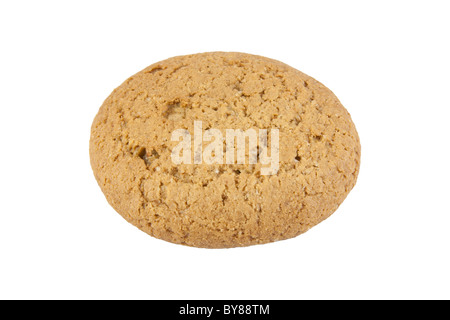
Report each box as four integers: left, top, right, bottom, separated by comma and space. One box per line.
89, 52, 360, 248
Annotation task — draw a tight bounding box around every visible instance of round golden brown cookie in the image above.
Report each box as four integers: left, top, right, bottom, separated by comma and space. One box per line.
89, 52, 360, 248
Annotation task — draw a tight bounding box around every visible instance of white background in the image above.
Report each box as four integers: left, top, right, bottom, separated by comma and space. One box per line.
1, 1, 449, 300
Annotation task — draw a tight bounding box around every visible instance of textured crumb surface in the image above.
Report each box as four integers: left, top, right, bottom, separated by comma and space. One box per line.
89, 52, 360, 248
